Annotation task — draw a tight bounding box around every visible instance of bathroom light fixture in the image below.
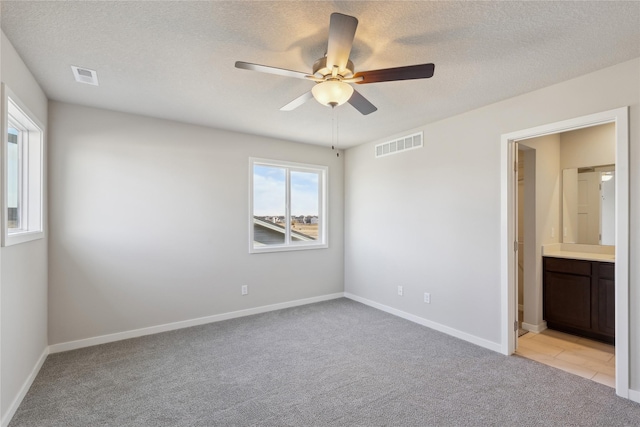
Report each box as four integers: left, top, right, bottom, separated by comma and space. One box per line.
311, 80, 354, 107
601, 172, 614, 182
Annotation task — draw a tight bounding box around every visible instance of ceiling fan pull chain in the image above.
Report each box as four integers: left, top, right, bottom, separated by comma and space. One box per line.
331, 106, 336, 151
335, 107, 340, 157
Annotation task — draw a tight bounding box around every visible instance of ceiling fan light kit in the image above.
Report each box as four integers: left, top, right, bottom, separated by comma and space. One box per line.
235, 12, 435, 115
312, 80, 354, 107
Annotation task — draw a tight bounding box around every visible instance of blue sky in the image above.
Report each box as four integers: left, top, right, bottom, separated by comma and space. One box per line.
253, 165, 319, 216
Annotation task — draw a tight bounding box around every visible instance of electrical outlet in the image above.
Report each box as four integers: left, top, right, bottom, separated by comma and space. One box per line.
424, 293, 431, 304
551, 227, 555, 238
241, 285, 248, 295
397, 286, 403, 296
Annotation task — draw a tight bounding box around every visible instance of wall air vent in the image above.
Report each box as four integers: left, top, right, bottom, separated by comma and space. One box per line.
375, 132, 423, 158
71, 66, 99, 86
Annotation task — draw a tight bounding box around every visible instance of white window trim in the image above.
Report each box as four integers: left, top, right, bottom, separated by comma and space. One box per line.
1, 84, 45, 246
249, 157, 328, 254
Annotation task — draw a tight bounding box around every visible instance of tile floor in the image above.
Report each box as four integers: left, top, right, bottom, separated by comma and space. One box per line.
515, 328, 615, 388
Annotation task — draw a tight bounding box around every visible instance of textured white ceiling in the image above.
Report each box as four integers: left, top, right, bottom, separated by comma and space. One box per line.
1, 1, 639, 148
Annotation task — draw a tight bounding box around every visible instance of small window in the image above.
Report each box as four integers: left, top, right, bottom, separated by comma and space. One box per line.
2, 85, 44, 246
249, 158, 327, 253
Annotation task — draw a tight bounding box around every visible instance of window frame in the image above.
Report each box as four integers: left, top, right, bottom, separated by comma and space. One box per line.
249, 157, 328, 254
1, 84, 45, 246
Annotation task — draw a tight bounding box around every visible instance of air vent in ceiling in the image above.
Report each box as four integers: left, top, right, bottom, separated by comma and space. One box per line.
375, 132, 423, 158
71, 66, 99, 86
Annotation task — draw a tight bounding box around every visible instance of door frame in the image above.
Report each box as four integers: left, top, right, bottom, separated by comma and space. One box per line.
500, 106, 629, 398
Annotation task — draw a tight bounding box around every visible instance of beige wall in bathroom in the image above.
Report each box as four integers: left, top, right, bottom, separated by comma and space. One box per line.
560, 122, 616, 244
518, 135, 562, 329
560, 122, 615, 169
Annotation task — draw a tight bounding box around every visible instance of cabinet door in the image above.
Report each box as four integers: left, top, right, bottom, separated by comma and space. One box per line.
544, 272, 591, 329
597, 278, 615, 336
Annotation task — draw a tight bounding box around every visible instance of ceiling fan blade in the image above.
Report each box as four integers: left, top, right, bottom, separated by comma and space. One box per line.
235, 61, 309, 80
326, 13, 358, 74
280, 91, 314, 111
354, 63, 435, 84
348, 89, 377, 115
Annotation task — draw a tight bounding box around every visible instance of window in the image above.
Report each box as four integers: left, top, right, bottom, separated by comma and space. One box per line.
249, 158, 327, 253
2, 85, 44, 246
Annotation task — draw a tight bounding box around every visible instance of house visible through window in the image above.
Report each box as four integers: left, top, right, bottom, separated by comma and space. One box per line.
250, 158, 327, 253
3, 87, 44, 246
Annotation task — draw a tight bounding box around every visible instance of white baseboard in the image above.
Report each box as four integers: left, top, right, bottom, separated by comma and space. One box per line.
628, 389, 640, 404
49, 292, 345, 354
521, 321, 547, 333
1, 347, 49, 427
344, 292, 502, 353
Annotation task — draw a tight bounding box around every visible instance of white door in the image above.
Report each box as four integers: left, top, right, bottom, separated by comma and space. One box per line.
577, 171, 600, 245
600, 171, 615, 245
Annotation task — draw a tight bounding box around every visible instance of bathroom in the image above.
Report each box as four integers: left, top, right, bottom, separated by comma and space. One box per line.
516, 121, 616, 386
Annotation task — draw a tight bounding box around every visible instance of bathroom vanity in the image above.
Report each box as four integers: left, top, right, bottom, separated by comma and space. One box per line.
542, 245, 615, 344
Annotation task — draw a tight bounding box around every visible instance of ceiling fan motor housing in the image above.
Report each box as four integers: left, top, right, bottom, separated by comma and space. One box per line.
313, 57, 355, 80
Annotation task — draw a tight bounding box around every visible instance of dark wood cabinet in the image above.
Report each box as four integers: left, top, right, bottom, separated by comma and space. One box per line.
543, 257, 615, 344
597, 263, 615, 337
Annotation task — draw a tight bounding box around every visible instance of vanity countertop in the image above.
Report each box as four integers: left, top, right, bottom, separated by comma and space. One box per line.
542, 250, 614, 263
542, 243, 615, 263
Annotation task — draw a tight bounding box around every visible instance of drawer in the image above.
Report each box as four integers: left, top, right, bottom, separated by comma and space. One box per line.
544, 257, 591, 276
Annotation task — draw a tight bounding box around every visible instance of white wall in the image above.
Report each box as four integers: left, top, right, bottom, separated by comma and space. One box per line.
344, 58, 640, 391
47, 102, 344, 345
0, 31, 48, 423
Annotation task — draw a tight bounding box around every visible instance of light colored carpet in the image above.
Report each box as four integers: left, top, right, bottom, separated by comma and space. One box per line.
9, 298, 640, 426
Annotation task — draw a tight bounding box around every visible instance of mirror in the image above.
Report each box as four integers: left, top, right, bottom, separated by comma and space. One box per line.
562, 165, 615, 245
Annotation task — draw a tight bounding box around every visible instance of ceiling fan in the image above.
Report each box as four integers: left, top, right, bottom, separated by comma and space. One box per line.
235, 12, 435, 115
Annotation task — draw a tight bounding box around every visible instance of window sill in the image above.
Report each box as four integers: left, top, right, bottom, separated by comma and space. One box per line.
250, 242, 328, 254
3, 230, 44, 247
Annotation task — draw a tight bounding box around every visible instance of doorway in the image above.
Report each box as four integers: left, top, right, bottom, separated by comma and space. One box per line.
515, 128, 616, 387
500, 107, 629, 399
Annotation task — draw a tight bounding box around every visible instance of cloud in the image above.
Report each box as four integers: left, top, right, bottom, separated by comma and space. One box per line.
253, 166, 319, 216
253, 166, 285, 216
291, 171, 318, 216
